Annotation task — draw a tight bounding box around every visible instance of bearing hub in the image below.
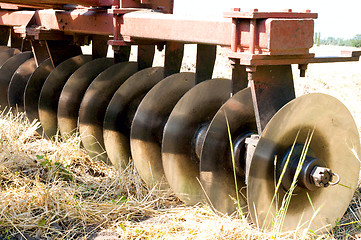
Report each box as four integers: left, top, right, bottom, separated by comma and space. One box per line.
279, 144, 340, 192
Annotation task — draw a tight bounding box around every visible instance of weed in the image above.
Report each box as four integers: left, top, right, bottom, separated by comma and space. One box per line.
37, 153, 73, 181
225, 113, 243, 216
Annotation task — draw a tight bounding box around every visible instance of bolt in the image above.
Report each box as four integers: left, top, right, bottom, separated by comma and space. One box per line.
251, 8, 258, 13
310, 166, 333, 187
305, 9, 311, 13
232, 8, 241, 12
283, 9, 292, 12
246, 66, 257, 81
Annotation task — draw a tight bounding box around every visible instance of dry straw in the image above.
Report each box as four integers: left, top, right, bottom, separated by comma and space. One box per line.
0, 110, 359, 239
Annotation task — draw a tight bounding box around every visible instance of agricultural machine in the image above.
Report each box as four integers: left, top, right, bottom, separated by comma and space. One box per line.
0, 0, 359, 231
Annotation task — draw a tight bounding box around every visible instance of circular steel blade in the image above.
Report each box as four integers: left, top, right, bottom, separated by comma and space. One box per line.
131, 72, 196, 188
78, 62, 138, 162
200, 87, 256, 214
38, 55, 92, 138
8, 58, 37, 113
247, 93, 361, 231
57, 58, 114, 138
0, 51, 33, 111
103, 67, 164, 169
0, 48, 20, 67
24, 58, 53, 123
162, 79, 231, 205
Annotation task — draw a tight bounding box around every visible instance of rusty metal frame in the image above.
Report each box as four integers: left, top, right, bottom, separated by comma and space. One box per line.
0, 7, 357, 62
0, 6, 360, 133
0, 8, 353, 62
0, 0, 173, 13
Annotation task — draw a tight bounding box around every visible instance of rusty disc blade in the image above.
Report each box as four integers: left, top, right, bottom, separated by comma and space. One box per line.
38, 55, 92, 138
131, 72, 195, 189
200, 87, 256, 215
162, 79, 231, 205
57, 58, 114, 138
78, 62, 138, 162
24, 58, 53, 123
247, 93, 361, 231
0, 48, 20, 67
0, 51, 33, 111
8, 58, 37, 113
103, 67, 164, 169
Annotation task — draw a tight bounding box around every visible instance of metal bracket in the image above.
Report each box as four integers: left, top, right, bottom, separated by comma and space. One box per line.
195, 44, 216, 84
164, 41, 184, 77
245, 134, 259, 184
0, 26, 10, 46
224, 8, 317, 59
107, 7, 139, 47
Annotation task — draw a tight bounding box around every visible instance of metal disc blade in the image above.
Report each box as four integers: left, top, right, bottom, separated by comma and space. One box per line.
8, 58, 37, 113
78, 62, 138, 162
57, 58, 114, 138
103, 67, 164, 169
38, 55, 92, 138
162, 79, 231, 205
0, 51, 33, 111
131, 72, 196, 188
24, 58, 53, 123
200, 87, 256, 214
247, 93, 361, 231
0, 48, 20, 67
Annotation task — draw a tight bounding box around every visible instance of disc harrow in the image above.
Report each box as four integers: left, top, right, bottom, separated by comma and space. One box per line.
79, 61, 138, 163
200, 87, 256, 214
8, 57, 37, 113
0, 1, 359, 232
103, 67, 165, 168
39, 55, 93, 137
24, 58, 53, 125
131, 72, 196, 189
57, 57, 114, 138
0, 51, 33, 111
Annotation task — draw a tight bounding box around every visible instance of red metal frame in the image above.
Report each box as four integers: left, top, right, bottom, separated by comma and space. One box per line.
0, 0, 173, 13
0, 6, 358, 67
0, 2, 359, 143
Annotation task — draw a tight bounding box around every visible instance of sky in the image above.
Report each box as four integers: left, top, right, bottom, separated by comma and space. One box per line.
174, 0, 361, 39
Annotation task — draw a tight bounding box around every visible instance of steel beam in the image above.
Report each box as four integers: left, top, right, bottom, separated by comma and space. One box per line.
195, 44, 216, 83
46, 40, 82, 66
92, 35, 109, 59
0, 10, 314, 55
0, 0, 103, 7
230, 59, 248, 95
113, 45, 131, 63
138, 45, 155, 70
0, 0, 173, 13
0, 26, 9, 45
31, 40, 50, 66
249, 65, 295, 133
0, 8, 358, 66
164, 41, 183, 77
